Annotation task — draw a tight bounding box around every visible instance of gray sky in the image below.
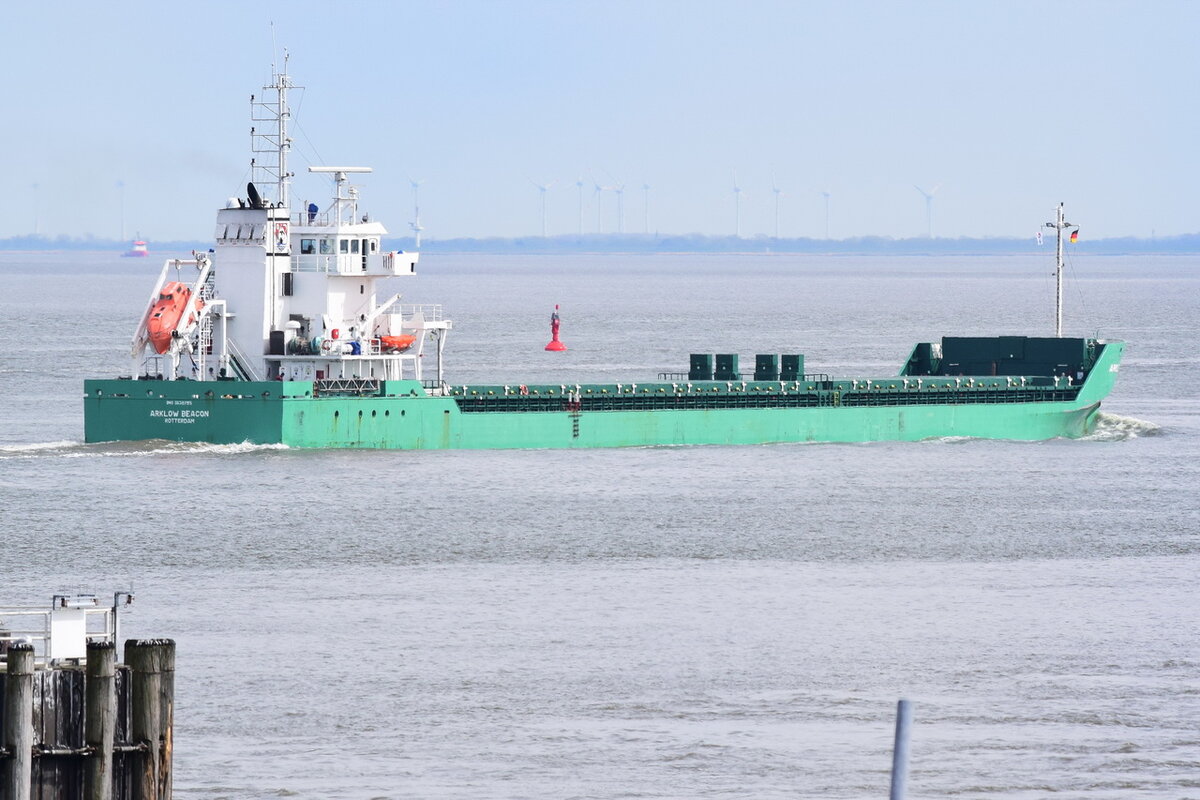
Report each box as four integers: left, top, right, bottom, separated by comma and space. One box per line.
2, 0, 1195, 241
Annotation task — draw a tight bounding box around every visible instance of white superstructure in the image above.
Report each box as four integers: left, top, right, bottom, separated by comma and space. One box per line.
130, 62, 451, 387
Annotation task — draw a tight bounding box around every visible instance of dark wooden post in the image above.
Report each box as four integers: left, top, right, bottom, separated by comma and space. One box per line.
85, 640, 116, 800
126, 639, 173, 800
3, 642, 34, 800
158, 642, 174, 800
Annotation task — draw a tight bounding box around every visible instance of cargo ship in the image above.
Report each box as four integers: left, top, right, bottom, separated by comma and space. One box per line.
83, 66, 1123, 449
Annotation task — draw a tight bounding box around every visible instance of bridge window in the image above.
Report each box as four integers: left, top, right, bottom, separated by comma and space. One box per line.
350, 239, 360, 254
319, 239, 334, 254
300, 239, 316, 255
339, 239, 349, 254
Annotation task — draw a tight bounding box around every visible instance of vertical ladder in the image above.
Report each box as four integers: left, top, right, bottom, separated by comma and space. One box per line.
195, 271, 216, 377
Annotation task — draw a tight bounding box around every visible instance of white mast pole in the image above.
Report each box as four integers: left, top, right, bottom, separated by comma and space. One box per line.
276, 55, 292, 210
1055, 204, 1063, 337
1044, 202, 1076, 337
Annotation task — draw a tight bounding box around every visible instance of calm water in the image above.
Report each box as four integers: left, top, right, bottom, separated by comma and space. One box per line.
1, 251, 1198, 799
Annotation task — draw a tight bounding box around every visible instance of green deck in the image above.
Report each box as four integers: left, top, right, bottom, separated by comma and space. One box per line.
83, 340, 1124, 449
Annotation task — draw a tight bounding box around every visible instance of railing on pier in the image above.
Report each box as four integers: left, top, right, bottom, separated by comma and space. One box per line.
0, 594, 132, 667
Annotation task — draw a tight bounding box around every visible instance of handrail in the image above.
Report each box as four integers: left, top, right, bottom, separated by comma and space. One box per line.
225, 336, 261, 381
0, 593, 133, 666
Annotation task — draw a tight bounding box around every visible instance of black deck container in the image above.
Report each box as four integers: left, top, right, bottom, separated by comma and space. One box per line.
754, 354, 779, 381
714, 353, 740, 380
780, 354, 805, 381
689, 353, 714, 381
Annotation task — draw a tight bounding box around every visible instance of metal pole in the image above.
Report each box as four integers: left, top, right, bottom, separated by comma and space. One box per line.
889, 698, 914, 800
1055, 203, 1064, 337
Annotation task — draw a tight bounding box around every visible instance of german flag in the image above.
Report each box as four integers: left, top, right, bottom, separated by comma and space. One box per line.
1070, 230, 1079, 243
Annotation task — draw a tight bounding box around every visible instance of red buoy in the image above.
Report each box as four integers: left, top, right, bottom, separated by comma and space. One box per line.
545, 304, 567, 351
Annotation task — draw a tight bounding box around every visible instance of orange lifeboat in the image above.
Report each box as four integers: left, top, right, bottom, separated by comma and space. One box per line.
378, 334, 416, 352
147, 282, 203, 354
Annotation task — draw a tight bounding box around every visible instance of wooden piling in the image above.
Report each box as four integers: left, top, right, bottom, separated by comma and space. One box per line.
125, 640, 173, 800
84, 641, 116, 800
3, 643, 34, 800
157, 643, 173, 800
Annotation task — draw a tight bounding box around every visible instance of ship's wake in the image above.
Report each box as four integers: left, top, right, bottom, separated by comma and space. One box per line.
0, 440, 289, 460
920, 412, 1160, 445
1082, 412, 1161, 441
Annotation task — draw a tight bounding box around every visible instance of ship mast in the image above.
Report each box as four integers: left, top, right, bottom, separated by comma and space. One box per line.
1044, 202, 1078, 337
250, 53, 296, 209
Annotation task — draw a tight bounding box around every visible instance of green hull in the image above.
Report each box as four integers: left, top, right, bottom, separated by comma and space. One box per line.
84, 342, 1123, 449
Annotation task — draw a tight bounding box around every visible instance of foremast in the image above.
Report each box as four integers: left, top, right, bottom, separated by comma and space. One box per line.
1044, 203, 1079, 338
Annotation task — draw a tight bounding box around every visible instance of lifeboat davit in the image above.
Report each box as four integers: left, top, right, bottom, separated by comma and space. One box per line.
378, 334, 416, 352
147, 282, 203, 354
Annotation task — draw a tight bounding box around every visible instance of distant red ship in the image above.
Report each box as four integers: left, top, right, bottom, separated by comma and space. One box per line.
122, 240, 149, 258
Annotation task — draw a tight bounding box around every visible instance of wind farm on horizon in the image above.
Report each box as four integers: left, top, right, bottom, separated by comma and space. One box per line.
15, 168, 1190, 253
395, 171, 948, 243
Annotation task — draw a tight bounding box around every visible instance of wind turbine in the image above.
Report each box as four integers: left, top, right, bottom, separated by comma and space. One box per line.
408, 176, 424, 248
732, 171, 743, 237
642, 182, 651, 233
914, 184, 940, 238
603, 170, 627, 234
820, 191, 831, 239
530, 179, 555, 237
771, 175, 783, 239
609, 180, 626, 234
575, 177, 585, 235
593, 178, 606, 233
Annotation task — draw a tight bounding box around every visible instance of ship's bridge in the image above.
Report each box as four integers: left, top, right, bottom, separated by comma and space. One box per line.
288, 221, 417, 277
288, 165, 417, 276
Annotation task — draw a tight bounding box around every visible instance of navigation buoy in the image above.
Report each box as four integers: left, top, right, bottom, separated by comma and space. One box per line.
545, 304, 567, 351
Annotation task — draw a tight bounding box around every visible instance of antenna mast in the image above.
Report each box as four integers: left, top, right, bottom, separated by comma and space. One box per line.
1044, 202, 1078, 337
409, 179, 424, 248
250, 53, 296, 209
